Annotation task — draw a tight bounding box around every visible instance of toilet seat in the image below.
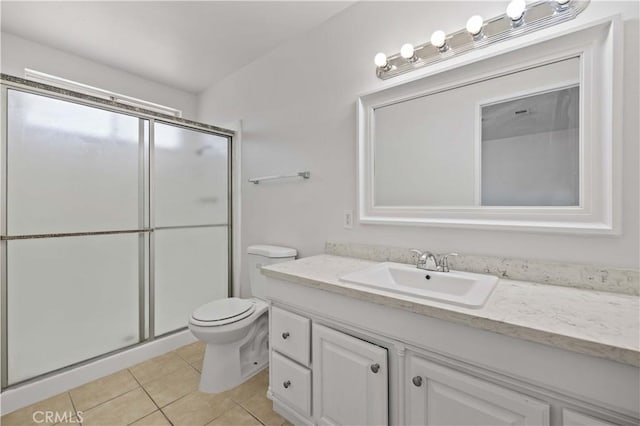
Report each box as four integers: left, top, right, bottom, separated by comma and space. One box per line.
191, 298, 256, 327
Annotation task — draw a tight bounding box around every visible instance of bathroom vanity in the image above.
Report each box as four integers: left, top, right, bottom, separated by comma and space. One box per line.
263, 255, 639, 426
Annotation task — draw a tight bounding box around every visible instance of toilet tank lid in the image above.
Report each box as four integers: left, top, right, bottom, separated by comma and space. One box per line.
247, 245, 297, 258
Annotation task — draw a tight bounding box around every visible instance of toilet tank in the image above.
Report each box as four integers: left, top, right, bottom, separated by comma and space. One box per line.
247, 245, 297, 299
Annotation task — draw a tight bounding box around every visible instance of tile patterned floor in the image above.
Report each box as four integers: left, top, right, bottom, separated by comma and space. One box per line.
1, 342, 291, 426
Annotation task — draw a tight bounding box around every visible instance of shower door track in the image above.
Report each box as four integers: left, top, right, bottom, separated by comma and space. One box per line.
0, 76, 235, 391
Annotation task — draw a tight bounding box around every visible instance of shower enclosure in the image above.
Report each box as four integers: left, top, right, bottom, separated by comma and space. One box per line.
0, 76, 232, 388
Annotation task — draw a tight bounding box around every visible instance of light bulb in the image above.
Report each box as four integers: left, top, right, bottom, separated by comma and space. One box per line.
506, 0, 526, 21
374, 52, 388, 68
466, 15, 484, 36
553, 0, 570, 11
400, 43, 415, 60
430, 30, 447, 49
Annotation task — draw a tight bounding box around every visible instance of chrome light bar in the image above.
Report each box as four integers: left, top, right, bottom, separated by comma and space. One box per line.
375, 0, 590, 80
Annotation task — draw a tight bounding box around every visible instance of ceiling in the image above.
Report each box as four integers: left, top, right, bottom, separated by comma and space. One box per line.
0, 1, 353, 93
482, 86, 579, 141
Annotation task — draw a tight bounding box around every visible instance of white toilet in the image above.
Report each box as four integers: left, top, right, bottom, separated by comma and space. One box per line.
189, 244, 296, 393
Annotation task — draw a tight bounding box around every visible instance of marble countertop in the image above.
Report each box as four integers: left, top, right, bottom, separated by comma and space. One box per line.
262, 254, 640, 367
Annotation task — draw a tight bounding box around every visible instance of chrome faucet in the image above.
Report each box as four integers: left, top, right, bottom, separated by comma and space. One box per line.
410, 249, 459, 272
437, 252, 459, 272
410, 249, 438, 271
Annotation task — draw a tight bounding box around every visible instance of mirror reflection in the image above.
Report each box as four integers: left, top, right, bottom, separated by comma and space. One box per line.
373, 56, 580, 208
481, 86, 579, 206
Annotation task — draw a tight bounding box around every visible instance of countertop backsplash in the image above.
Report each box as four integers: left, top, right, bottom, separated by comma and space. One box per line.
325, 241, 640, 296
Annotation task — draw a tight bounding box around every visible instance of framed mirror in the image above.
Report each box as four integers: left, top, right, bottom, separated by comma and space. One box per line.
358, 16, 621, 233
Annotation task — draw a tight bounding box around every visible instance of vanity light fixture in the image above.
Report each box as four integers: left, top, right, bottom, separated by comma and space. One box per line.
400, 43, 419, 62
430, 31, 448, 52
506, 0, 527, 26
374, 52, 392, 71
374, 0, 588, 80
554, 0, 571, 11
466, 15, 485, 39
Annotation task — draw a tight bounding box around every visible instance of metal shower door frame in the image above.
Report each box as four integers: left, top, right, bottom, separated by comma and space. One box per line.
0, 79, 234, 390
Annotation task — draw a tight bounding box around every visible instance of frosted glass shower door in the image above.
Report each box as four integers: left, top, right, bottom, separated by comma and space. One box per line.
4, 89, 145, 385
154, 122, 229, 335
7, 235, 140, 384
6, 90, 140, 234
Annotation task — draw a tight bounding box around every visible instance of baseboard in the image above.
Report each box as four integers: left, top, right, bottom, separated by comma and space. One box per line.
1, 330, 196, 415
272, 397, 314, 426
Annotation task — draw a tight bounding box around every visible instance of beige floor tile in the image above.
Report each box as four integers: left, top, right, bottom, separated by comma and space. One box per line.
142, 362, 200, 407
162, 391, 236, 426
221, 368, 269, 404
175, 342, 205, 371
70, 369, 139, 411
1, 392, 76, 426
280, 420, 293, 426
130, 351, 192, 385
206, 405, 261, 426
240, 392, 285, 426
81, 388, 156, 426
129, 410, 171, 426
190, 357, 204, 372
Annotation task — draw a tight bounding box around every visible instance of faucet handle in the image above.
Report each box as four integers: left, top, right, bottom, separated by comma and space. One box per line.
438, 253, 459, 272
410, 249, 428, 268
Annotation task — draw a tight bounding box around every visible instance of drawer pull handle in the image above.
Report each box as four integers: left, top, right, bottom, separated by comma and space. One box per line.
370, 363, 380, 373
283, 380, 291, 389
412, 376, 423, 387
282, 332, 290, 339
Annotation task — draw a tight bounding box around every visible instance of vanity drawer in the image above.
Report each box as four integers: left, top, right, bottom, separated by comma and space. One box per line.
271, 306, 310, 366
271, 351, 311, 417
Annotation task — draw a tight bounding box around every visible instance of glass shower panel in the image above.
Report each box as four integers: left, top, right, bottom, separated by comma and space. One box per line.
154, 122, 229, 227
6, 89, 140, 235
154, 227, 228, 335
7, 234, 140, 385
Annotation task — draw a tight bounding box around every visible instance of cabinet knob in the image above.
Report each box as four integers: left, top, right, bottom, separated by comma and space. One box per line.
412, 376, 423, 387
370, 363, 380, 373
282, 332, 290, 339
283, 380, 291, 389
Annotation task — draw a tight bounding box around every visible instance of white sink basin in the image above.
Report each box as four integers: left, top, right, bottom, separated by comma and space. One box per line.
339, 262, 498, 308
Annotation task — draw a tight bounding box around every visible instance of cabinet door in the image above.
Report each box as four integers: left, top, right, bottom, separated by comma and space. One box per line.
312, 324, 388, 426
407, 355, 550, 426
562, 409, 617, 426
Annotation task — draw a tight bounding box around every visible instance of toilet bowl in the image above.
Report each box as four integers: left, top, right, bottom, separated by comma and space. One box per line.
189, 244, 296, 393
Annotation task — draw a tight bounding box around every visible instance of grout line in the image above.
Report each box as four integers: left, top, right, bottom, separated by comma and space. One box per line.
205, 401, 234, 425
240, 404, 266, 425
66, 391, 80, 424
128, 368, 174, 425
172, 346, 204, 375
65, 375, 141, 416
157, 390, 192, 410
126, 409, 172, 426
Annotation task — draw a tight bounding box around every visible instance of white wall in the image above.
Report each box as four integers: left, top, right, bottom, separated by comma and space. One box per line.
196, 1, 639, 296
1, 32, 198, 118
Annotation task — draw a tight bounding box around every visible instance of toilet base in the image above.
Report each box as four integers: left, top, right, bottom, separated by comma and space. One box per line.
198, 313, 269, 393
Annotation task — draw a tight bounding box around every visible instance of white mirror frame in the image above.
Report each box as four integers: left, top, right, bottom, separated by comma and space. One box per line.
357, 15, 622, 234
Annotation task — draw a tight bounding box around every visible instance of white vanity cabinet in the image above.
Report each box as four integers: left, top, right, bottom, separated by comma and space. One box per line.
264, 268, 639, 426
268, 306, 389, 425
406, 354, 550, 425
313, 324, 388, 426
562, 409, 618, 426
